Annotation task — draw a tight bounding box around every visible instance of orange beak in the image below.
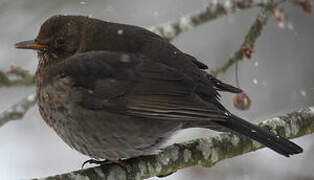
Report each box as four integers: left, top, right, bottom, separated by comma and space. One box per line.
14, 40, 48, 50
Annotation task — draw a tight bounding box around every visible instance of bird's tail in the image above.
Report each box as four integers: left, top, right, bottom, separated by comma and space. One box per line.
214, 114, 303, 157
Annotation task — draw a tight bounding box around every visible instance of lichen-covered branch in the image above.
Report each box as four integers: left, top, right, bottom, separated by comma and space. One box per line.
0, 93, 36, 127
147, 0, 287, 40
0, 67, 34, 87
32, 106, 314, 180
210, 5, 274, 76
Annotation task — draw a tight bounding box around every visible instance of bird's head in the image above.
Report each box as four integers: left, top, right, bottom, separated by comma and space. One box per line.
14, 15, 92, 63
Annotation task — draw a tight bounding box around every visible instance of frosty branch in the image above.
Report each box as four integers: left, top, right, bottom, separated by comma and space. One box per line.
210, 5, 273, 76
31, 106, 314, 180
147, 0, 287, 40
0, 93, 36, 127
0, 66, 34, 87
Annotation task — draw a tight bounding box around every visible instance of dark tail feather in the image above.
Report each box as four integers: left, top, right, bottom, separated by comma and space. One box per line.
207, 75, 242, 93
214, 114, 303, 157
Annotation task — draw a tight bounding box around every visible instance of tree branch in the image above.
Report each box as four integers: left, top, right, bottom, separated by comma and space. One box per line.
0, 93, 36, 127
31, 106, 314, 180
147, 0, 286, 40
0, 68, 34, 87
210, 5, 274, 76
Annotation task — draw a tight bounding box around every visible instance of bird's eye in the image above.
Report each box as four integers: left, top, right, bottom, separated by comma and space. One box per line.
55, 39, 65, 46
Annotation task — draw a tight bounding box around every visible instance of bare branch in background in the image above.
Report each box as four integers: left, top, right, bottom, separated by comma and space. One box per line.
31, 107, 314, 180
0, 66, 34, 87
210, 5, 274, 76
147, 0, 287, 40
0, 93, 36, 127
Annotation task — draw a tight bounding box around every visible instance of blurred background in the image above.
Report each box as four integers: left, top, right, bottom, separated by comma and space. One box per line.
0, 0, 313, 179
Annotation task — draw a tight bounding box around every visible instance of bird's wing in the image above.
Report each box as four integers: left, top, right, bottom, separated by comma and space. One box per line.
53, 51, 227, 122
131, 26, 241, 94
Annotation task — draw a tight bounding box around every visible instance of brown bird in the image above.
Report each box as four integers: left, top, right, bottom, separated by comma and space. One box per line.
15, 15, 302, 164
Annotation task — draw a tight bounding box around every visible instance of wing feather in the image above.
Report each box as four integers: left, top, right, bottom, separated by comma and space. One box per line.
54, 51, 227, 122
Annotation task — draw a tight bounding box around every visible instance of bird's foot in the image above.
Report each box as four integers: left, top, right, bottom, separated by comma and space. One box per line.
82, 159, 132, 173
81, 159, 111, 169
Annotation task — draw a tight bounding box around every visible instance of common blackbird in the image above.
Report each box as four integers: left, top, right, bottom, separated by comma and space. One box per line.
15, 15, 302, 162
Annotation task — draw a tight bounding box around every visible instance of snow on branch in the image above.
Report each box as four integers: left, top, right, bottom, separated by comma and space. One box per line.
0, 93, 36, 127
31, 106, 314, 180
0, 65, 34, 87
147, 0, 287, 40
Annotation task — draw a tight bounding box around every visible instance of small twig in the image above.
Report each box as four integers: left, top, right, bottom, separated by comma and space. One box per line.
235, 62, 240, 88
211, 5, 274, 76
0, 93, 37, 127
31, 106, 314, 180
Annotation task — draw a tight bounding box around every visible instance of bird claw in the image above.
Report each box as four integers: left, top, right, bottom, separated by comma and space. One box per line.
81, 159, 132, 173
81, 159, 110, 169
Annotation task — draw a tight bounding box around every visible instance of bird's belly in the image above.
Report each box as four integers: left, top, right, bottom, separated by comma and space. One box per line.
38, 88, 180, 160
